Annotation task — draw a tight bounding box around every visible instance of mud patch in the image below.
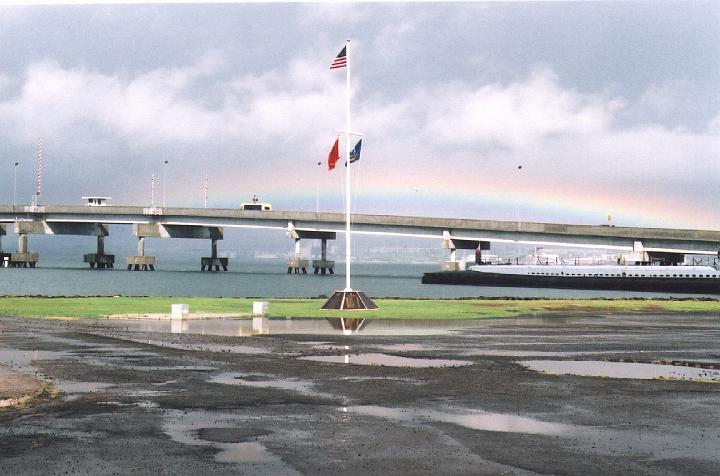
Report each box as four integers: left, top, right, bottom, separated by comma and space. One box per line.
196, 427, 272, 444
0, 366, 48, 408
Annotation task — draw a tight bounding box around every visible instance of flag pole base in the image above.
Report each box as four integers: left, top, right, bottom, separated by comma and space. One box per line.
322, 290, 378, 310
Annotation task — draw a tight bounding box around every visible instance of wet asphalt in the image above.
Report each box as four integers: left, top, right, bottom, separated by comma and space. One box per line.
1, 313, 719, 475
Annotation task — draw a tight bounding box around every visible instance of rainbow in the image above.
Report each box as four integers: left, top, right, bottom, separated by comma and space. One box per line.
208, 171, 719, 231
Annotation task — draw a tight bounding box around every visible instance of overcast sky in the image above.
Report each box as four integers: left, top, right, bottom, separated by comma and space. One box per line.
1, 2, 718, 229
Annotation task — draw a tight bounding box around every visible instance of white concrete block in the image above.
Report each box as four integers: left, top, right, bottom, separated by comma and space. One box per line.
253, 301, 268, 316
171, 303, 189, 318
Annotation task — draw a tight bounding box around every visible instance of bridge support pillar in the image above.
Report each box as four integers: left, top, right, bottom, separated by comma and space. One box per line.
83, 232, 115, 269
286, 225, 335, 275
201, 238, 228, 271
9, 232, 39, 268
127, 236, 155, 271
287, 238, 308, 274
313, 238, 335, 275
0, 225, 8, 268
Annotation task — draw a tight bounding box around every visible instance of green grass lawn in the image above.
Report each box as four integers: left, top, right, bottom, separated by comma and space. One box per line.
1, 296, 719, 320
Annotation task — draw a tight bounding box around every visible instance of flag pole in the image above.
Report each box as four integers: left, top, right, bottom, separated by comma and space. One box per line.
344, 38, 352, 292
322, 40, 377, 311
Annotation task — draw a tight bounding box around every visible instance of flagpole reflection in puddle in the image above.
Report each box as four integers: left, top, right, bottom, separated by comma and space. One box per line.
326, 317, 368, 335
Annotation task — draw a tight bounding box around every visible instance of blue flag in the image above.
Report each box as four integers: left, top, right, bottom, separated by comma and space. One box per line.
348, 139, 362, 164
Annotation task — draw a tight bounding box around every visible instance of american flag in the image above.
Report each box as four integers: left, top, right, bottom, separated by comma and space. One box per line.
330, 46, 347, 69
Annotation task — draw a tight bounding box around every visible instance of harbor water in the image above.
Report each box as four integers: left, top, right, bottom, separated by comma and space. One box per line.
0, 258, 715, 299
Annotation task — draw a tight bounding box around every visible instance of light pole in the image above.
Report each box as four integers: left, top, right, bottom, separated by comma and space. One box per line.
516, 165, 523, 263
315, 161, 321, 213
12, 162, 18, 212
162, 160, 168, 208
516, 165, 522, 225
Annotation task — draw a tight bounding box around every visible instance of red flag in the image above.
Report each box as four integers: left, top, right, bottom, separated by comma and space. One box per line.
328, 137, 340, 170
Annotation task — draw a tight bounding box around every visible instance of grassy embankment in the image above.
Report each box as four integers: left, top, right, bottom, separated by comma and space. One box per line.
0, 296, 719, 320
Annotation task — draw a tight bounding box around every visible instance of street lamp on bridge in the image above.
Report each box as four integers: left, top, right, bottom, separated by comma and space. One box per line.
12, 161, 19, 213
163, 160, 168, 208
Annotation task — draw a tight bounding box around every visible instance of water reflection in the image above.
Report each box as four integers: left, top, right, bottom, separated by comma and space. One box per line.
300, 353, 472, 368
521, 360, 720, 382
253, 317, 269, 335
102, 317, 506, 337
170, 318, 189, 334
345, 405, 573, 435
326, 318, 368, 335
208, 373, 334, 398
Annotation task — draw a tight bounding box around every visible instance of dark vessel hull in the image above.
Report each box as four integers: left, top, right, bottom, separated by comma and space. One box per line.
421, 271, 720, 294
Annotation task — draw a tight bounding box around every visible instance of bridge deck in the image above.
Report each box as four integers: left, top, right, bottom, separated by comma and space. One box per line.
1, 204, 718, 253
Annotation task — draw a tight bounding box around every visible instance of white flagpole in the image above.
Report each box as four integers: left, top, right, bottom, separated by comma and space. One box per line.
344, 39, 352, 292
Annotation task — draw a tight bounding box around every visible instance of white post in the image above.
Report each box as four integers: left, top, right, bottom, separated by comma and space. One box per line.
344, 39, 352, 292
204, 172, 208, 208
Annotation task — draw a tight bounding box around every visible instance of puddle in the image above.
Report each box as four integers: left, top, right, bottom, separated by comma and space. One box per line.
0, 348, 72, 373
464, 350, 583, 357
520, 360, 720, 382
373, 343, 451, 353
56, 380, 115, 393
209, 373, 333, 399
124, 389, 173, 397
100, 317, 494, 336
299, 353, 472, 368
162, 409, 300, 474
344, 405, 573, 435
121, 365, 217, 372
99, 400, 160, 409
301, 342, 343, 350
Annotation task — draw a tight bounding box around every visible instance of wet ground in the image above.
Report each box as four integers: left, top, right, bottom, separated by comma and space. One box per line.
1, 313, 719, 475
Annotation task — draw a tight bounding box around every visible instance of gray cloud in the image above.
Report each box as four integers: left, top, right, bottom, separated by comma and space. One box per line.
0, 3, 717, 228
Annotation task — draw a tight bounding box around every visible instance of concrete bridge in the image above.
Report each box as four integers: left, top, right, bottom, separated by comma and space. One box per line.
1, 204, 718, 271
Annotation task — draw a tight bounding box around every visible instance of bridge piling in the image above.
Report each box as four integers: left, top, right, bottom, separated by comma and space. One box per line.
10, 231, 39, 268
83, 229, 115, 269
201, 238, 228, 271
0, 225, 8, 267
287, 238, 308, 274
313, 238, 335, 275
286, 226, 335, 275
127, 236, 155, 271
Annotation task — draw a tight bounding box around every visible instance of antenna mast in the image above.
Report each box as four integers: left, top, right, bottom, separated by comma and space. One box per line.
32, 139, 43, 207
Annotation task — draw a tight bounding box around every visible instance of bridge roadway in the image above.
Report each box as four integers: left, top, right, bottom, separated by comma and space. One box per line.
1, 204, 719, 254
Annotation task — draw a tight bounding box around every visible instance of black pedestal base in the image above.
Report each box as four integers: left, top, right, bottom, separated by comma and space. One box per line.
322, 290, 378, 310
